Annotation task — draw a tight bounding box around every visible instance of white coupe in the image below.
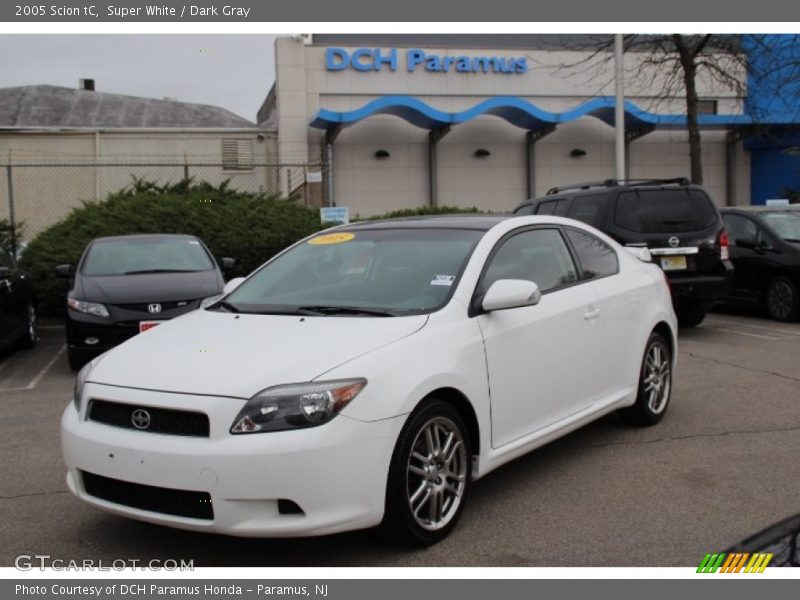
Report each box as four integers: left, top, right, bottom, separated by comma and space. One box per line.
62, 215, 677, 545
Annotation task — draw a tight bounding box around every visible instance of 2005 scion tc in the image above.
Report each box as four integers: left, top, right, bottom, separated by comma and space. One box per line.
62, 215, 677, 545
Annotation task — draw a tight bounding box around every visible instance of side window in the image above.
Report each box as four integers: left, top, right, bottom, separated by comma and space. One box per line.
513, 203, 533, 215
565, 228, 619, 280
723, 214, 757, 245
553, 200, 570, 216
535, 201, 557, 215
481, 228, 579, 294
0, 248, 14, 269
567, 195, 606, 227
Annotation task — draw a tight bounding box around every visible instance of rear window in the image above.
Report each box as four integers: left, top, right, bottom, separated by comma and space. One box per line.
614, 189, 718, 233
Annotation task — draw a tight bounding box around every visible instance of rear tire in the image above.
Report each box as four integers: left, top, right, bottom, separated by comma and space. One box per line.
765, 276, 800, 322
382, 399, 471, 546
676, 301, 706, 328
619, 331, 672, 427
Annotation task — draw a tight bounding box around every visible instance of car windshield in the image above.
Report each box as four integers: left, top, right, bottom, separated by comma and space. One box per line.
222, 228, 484, 315
83, 237, 214, 276
759, 211, 800, 242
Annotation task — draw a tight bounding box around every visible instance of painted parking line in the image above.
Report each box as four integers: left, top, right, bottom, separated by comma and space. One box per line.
702, 325, 782, 341
0, 344, 66, 392
706, 317, 800, 337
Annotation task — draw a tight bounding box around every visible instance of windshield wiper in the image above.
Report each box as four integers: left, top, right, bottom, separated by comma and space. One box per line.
123, 269, 198, 275
214, 300, 241, 313
296, 305, 395, 317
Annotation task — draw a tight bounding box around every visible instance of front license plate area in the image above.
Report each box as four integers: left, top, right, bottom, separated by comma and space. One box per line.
139, 321, 163, 333
660, 256, 687, 271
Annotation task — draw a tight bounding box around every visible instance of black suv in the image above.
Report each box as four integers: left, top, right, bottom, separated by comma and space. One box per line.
514, 178, 733, 327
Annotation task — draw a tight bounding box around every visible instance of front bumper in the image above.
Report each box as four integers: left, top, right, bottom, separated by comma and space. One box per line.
62, 383, 404, 537
65, 303, 201, 355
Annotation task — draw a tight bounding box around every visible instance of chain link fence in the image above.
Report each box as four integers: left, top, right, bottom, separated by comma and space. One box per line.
0, 160, 327, 253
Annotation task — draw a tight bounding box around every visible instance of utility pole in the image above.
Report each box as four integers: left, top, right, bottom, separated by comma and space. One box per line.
614, 33, 626, 181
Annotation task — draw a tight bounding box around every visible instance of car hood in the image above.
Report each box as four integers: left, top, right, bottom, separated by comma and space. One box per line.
77, 271, 222, 304
87, 309, 429, 398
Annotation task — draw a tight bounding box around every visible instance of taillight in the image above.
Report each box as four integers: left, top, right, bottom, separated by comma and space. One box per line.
718, 230, 730, 261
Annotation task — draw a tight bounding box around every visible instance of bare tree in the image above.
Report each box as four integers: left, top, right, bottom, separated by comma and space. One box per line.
545, 34, 800, 185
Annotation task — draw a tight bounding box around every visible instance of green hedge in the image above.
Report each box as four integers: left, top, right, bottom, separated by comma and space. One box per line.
21, 181, 326, 316
21, 178, 485, 317
356, 205, 483, 221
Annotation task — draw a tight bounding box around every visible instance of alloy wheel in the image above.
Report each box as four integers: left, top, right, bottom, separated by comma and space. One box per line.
768, 280, 795, 321
643, 342, 670, 415
406, 416, 468, 531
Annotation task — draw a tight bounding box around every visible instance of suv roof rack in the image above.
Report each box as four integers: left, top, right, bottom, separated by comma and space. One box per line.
546, 177, 691, 196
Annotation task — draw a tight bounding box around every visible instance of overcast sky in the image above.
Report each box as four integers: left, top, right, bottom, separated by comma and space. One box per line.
0, 35, 279, 122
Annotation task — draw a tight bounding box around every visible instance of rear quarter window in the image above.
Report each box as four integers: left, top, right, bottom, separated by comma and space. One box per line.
615, 189, 718, 233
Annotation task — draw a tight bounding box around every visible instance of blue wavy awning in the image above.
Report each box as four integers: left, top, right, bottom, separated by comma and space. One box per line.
309, 95, 760, 133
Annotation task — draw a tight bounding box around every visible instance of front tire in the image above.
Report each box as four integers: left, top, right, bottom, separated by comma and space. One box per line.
67, 348, 89, 371
17, 302, 38, 349
765, 276, 800, 322
619, 331, 672, 427
382, 400, 471, 546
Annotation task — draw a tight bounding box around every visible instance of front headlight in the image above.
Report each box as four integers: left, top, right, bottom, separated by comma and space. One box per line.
199, 294, 223, 309
230, 379, 367, 434
67, 297, 109, 318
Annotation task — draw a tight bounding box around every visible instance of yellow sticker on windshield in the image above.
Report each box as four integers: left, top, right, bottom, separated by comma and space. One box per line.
308, 232, 355, 245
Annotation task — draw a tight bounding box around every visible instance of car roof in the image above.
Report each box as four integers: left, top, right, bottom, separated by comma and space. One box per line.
91, 233, 200, 243
342, 214, 512, 231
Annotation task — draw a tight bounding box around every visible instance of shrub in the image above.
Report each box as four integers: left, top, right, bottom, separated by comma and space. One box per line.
21, 181, 325, 316
355, 205, 484, 221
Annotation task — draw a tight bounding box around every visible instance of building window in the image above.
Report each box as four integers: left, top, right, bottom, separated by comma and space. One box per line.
697, 100, 718, 115
222, 139, 254, 171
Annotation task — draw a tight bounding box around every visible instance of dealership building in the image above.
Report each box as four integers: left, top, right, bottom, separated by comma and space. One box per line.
259, 34, 800, 217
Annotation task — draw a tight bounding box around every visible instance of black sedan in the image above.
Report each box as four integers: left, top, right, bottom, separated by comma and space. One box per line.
56, 234, 234, 369
720, 205, 800, 321
0, 245, 37, 351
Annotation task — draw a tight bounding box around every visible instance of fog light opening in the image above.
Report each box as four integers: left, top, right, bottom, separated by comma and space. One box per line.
278, 499, 304, 515
85, 337, 100, 345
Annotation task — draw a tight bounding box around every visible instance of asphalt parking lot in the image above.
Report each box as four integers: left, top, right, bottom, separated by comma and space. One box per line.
1, 309, 798, 567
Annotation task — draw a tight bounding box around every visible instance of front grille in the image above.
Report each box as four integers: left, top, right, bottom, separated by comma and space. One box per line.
111, 300, 197, 312
88, 400, 210, 437
82, 471, 213, 520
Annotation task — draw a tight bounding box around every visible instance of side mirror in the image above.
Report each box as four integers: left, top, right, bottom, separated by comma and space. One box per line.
735, 237, 757, 250
54, 264, 72, 278
223, 277, 246, 295
220, 257, 236, 272
0, 266, 10, 280
482, 279, 541, 313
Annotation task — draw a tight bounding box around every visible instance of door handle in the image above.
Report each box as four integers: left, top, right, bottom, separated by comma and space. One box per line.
583, 307, 601, 320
